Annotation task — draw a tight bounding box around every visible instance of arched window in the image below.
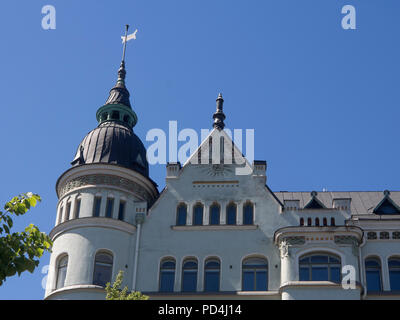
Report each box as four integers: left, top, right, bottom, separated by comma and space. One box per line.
307, 217, 312, 226
159, 258, 176, 292
243, 202, 254, 225
182, 259, 198, 292
299, 218, 304, 226
242, 257, 268, 291
176, 203, 187, 226
323, 217, 328, 226
204, 258, 220, 292
365, 257, 382, 292
299, 253, 341, 283
193, 203, 203, 226
209, 203, 220, 225
226, 203, 237, 225
93, 251, 113, 287
56, 255, 68, 289
330, 218, 335, 226
388, 257, 400, 292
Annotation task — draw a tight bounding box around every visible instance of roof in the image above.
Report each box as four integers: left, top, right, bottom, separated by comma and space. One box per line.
71, 121, 149, 177
274, 191, 400, 215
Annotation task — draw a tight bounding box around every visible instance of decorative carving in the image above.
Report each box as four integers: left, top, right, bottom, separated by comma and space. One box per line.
284, 236, 306, 246
278, 236, 306, 259
59, 174, 153, 202
279, 240, 289, 259
334, 235, 360, 256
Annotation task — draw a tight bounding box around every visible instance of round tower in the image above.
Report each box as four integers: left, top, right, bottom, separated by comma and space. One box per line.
44, 41, 158, 299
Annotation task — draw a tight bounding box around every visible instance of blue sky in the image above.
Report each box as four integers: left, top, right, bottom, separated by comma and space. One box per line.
0, 0, 399, 299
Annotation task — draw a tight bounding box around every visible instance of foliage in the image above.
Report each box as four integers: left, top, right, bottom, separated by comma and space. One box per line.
105, 270, 149, 300
0, 192, 52, 286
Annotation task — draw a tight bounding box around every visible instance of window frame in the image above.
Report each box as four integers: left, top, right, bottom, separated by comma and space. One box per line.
92, 251, 114, 287
298, 253, 341, 283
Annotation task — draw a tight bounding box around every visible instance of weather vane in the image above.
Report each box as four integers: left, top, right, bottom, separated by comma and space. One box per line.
121, 24, 138, 62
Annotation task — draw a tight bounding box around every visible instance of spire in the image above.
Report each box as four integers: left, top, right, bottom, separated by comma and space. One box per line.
96, 25, 138, 128
105, 25, 132, 108
213, 93, 226, 130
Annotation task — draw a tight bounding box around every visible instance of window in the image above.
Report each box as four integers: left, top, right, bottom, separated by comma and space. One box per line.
176, 203, 187, 226
93, 252, 113, 287
193, 203, 203, 226
315, 218, 320, 226
58, 206, 63, 225
307, 217, 312, 226
299, 253, 341, 283
300, 218, 304, 226
367, 232, 377, 240
389, 257, 400, 291
210, 203, 220, 225
56, 255, 68, 289
111, 111, 120, 120
323, 218, 328, 226
65, 202, 71, 222
243, 203, 254, 225
105, 198, 114, 218
204, 259, 220, 292
118, 201, 125, 221
182, 259, 198, 292
380, 232, 389, 240
330, 218, 335, 226
226, 203, 237, 225
159, 258, 175, 292
93, 197, 101, 217
74, 198, 81, 219
365, 258, 382, 292
242, 257, 268, 291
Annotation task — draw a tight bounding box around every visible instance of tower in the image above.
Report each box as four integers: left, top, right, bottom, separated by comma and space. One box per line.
44, 31, 158, 299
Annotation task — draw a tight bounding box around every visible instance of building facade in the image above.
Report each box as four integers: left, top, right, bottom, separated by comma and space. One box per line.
44, 57, 400, 300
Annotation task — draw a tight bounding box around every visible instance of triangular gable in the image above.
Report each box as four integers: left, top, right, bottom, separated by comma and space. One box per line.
304, 195, 325, 209
183, 128, 252, 175
373, 193, 400, 215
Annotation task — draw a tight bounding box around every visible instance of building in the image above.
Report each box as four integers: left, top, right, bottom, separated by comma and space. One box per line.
44, 54, 400, 300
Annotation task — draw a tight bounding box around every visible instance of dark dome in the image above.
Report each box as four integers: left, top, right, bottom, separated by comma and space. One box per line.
71, 121, 149, 177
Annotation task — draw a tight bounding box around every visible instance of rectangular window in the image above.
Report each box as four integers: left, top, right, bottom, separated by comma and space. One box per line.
58, 206, 64, 225
74, 199, 81, 219
182, 272, 197, 292
93, 197, 101, 217
255, 271, 267, 291
118, 201, 125, 221
366, 270, 382, 292
65, 202, 71, 221
243, 271, 255, 291
105, 198, 114, 218
299, 267, 310, 281
160, 272, 175, 292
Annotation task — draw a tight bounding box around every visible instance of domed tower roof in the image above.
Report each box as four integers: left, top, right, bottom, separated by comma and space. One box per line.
71, 121, 149, 177
71, 30, 149, 177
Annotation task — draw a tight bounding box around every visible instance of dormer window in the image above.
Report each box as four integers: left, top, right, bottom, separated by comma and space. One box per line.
304, 191, 325, 209
373, 191, 400, 215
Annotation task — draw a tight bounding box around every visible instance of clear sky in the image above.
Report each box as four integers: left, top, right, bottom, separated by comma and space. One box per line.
0, 0, 399, 299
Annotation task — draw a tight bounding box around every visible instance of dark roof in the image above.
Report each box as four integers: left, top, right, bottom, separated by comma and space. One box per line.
275, 191, 400, 215
71, 121, 149, 177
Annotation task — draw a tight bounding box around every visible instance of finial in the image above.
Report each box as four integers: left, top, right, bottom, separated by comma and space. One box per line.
384, 190, 391, 196
213, 93, 226, 130
311, 191, 318, 197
